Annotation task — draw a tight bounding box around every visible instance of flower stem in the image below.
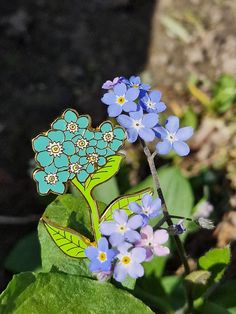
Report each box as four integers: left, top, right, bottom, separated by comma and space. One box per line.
71, 178, 101, 242
141, 141, 193, 312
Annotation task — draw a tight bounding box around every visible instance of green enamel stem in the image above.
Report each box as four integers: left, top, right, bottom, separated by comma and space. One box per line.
71, 178, 101, 242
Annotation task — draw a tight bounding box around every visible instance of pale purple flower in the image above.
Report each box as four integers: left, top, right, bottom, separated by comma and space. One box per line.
155, 116, 193, 156
102, 77, 124, 89
117, 108, 158, 143
114, 242, 146, 282
94, 270, 113, 282
129, 194, 162, 225
136, 225, 170, 261
124, 76, 150, 91
100, 210, 143, 247
194, 200, 214, 219
85, 237, 116, 272
101, 83, 139, 117
141, 90, 166, 113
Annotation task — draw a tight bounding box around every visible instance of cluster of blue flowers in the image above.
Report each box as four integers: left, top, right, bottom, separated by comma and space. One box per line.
85, 194, 170, 282
32, 109, 125, 195
101, 76, 193, 156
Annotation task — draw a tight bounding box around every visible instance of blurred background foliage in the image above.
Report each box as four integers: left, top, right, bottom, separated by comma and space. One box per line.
0, 0, 236, 312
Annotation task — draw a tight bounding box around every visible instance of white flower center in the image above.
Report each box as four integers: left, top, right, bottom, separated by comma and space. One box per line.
132, 119, 144, 131
69, 162, 82, 173
87, 153, 98, 164
166, 132, 176, 143
118, 224, 127, 234
116, 95, 126, 106
146, 99, 156, 109
66, 122, 78, 133
76, 138, 88, 149
103, 131, 114, 143
47, 142, 63, 157
143, 207, 150, 215
45, 173, 58, 185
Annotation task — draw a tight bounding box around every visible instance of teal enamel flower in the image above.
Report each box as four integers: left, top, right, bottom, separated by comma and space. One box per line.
52, 109, 90, 140
68, 155, 89, 182
95, 122, 125, 156
32, 130, 75, 168
72, 129, 97, 157
80, 146, 106, 174
33, 164, 69, 195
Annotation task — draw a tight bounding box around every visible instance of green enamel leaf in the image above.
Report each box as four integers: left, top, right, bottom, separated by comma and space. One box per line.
43, 218, 93, 258
84, 155, 124, 192
0, 272, 154, 314
198, 247, 230, 282
100, 187, 153, 222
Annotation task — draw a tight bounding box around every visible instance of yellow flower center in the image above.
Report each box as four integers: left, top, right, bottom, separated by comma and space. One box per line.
45, 173, 58, 185
70, 162, 82, 173
47, 142, 63, 156
76, 138, 88, 149
98, 251, 107, 262
87, 153, 98, 164
103, 131, 114, 143
121, 256, 131, 265
132, 84, 139, 88
117, 96, 126, 105
67, 122, 78, 133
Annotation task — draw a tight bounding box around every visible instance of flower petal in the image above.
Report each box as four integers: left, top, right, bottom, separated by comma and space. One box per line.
54, 154, 69, 168
52, 118, 67, 131
127, 215, 143, 230
32, 135, 50, 152
150, 90, 161, 102
126, 88, 139, 101
128, 262, 144, 278
127, 128, 138, 143
77, 116, 90, 128
98, 237, 109, 252
36, 151, 53, 167
173, 141, 190, 156
108, 104, 122, 117
117, 115, 133, 128
142, 194, 152, 208
114, 127, 125, 140
156, 140, 172, 155
140, 225, 153, 240
131, 248, 146, 263
64, 110, 77, 122
48, 130, 65, 143
100, 221, 117, 236
154, 126, 168, 139
139, 128, 155, 142
85, 246, 98, 259
63, 141, 75, 155
176, 127, 193, 141
129, 202, 142, 214
153, 230, 169, 245
165, 116, 179, 133
142, 113, 158, 128
123, 101, 137, 112
114, 83, 126, 95
109, 233, 124, 247
125, 230, 141, 243
114, 264, 127, 282
113, 210, 128, 224
101, 92, 116, 105
153, 245, 170, 256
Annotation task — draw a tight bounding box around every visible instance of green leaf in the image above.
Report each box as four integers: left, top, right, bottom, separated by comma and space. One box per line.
185, 270, 211, 285
38, 194, 105, 276
0, 272, 154, 314
200, 280, 236, 314
4, 232, 41, 273
185, 270, 211, 299
42, 218, 93, 258
100, 187, 153, 222
85, 155, 124, 192
93, 177, 120, 205
199, 247, 230, 282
